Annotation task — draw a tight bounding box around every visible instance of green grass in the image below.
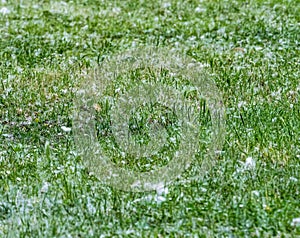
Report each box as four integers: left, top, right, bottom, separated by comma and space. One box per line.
0, 0, 299, 236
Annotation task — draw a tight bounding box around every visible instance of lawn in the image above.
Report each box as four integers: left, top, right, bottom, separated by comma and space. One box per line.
0, 0, 299, 237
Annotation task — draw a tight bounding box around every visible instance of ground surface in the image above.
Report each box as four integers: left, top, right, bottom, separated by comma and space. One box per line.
0, 0, 299, 237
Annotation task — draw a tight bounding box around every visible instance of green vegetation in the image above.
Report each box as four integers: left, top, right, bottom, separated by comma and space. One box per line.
0, 0, 299, 236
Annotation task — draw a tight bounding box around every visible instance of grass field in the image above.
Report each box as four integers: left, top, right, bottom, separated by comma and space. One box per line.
0, 0, 299, 237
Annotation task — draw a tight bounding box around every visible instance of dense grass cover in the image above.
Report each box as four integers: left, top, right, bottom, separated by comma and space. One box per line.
0, 0, 299, 236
